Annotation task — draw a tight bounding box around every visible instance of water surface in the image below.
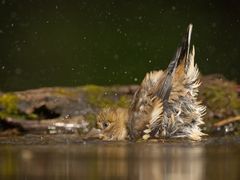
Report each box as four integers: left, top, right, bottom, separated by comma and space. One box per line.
0, 136, 240, 180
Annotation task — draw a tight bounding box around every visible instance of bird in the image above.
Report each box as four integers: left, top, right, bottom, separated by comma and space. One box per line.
95, 24, 206, 141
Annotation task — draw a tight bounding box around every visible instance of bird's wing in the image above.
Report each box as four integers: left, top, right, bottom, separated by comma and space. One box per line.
127, 50, 181, 140
128, 24, 193, 140
128, 70, 165, 140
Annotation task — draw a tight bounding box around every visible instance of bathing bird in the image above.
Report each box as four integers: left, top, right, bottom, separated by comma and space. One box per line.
95, 24, 206, 141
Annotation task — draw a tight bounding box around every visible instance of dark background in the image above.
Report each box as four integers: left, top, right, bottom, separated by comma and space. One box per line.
0, 0, 239, 91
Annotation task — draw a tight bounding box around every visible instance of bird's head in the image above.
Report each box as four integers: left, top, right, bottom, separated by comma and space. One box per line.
96, 108, 128, 140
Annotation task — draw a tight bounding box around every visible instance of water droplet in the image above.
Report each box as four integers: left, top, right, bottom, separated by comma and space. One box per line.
116, 28, 121, 33
16, 47, 21, 52
64, 114, 70, 119
113, 54, 119, 60
212, 22, 217, 28
137, 42, 142, 46
148, 60, 152, 63
134, 78, 138, 82
224, 126, 229, 133
15, 68, 22, 75
10, 12, 17, 18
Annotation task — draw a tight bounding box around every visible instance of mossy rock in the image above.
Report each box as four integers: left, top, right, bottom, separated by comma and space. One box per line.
200, 76, 240, 134
82, 85, 130, 109
200, 77, 240, 117
0, 93, 19, 119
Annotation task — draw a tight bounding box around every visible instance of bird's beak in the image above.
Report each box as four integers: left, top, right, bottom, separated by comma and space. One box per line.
84, 128, 102, 140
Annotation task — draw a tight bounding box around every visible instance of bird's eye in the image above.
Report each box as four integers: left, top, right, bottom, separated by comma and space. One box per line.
103, 121, 109, 128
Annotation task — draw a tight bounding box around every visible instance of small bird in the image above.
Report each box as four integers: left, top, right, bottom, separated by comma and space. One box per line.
96, 24, 206, 141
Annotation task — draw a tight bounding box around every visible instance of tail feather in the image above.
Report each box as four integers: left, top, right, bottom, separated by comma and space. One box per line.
157, 24, 193, 105
156, 47, 181, 103
178, 23, 193, 72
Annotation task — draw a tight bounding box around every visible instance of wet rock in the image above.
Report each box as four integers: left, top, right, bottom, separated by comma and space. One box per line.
0, 85, 137, 135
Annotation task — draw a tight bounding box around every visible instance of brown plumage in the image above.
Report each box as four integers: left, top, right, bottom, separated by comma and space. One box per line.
96, 108, 128, 140
95, 24, 206, 141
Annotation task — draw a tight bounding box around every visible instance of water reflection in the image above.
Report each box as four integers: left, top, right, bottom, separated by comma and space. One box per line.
0, 139, 240, 180
128, 145, 205, 180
